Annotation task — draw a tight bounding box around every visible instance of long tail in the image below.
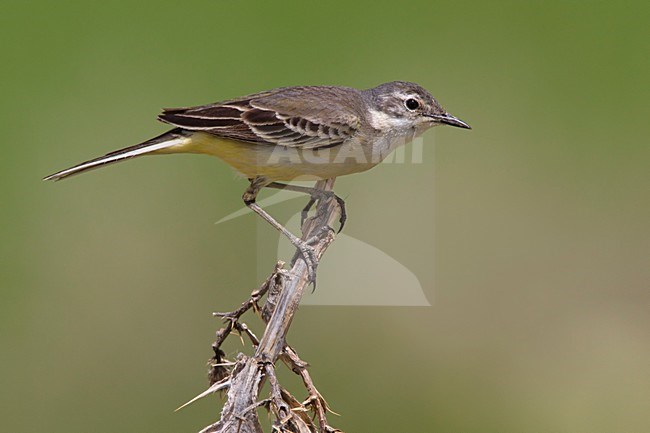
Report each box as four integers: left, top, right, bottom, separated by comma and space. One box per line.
43, 128, 190, 181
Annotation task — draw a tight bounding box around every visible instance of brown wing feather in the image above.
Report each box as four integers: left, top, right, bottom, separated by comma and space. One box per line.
157, 86, 363, 149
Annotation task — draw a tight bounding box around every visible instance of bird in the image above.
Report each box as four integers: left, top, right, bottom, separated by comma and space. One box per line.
44, 81, 471, 281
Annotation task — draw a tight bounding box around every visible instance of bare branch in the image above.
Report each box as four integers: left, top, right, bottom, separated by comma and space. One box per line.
197, 178, 343, 433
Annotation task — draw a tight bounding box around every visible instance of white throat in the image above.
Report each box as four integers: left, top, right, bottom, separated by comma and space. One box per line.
367, 109, 413, 132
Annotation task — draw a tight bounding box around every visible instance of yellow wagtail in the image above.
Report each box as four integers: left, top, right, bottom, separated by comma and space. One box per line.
44, 81, 470, 280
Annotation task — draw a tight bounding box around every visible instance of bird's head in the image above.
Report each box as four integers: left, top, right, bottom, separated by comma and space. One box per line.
365, 81, 471, 133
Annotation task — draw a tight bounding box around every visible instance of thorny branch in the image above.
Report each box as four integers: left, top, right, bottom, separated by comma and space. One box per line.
187, 178, 343, 433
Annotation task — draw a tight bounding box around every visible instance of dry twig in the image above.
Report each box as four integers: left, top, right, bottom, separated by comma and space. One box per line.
190, 178, 343, 433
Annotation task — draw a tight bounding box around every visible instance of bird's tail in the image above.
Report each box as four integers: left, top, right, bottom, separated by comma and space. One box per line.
43, 129, 190, 181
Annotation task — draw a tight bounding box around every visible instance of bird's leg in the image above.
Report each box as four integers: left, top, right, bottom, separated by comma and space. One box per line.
243, 177, 318, 284
265, 182, 347, 233
300, 197, 317, 227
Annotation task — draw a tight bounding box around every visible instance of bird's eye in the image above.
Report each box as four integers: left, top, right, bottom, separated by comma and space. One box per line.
405, 98, 420, 110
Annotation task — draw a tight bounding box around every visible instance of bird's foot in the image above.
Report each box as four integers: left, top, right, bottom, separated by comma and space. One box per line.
300, 191, 347, 233
290, 237, 319, 287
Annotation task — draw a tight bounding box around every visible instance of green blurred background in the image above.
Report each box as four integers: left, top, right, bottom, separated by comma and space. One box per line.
1, 1, 649, 432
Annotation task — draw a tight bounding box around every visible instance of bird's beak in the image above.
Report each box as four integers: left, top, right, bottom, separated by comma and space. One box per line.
426, 113, 471, 129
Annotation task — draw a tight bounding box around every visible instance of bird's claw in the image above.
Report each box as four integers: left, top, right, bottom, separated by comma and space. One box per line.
293, 240, 318, 287
300, 192, 347, 233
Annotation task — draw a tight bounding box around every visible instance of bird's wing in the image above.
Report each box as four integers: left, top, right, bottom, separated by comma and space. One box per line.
158, 87, 362, 150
